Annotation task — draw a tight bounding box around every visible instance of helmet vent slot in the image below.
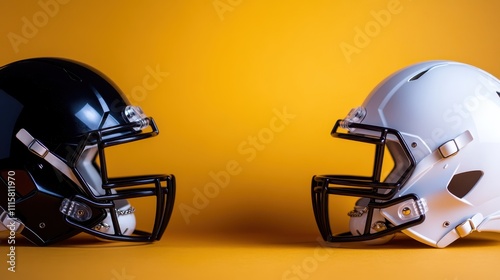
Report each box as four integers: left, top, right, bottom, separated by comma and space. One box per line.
409, 69, 429, 81
446, 170, 483, 199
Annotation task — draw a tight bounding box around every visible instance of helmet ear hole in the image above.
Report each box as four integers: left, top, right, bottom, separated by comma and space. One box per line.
446, 171, 483, 199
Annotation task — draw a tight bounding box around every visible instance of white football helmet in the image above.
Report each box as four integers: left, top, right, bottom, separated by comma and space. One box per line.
312, 60, 500, 247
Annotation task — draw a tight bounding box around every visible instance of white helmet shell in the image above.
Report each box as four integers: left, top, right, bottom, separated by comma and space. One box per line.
312, 61, 500, 248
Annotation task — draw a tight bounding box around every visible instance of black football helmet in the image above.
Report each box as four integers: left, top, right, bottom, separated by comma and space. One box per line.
0, 58, 175, 245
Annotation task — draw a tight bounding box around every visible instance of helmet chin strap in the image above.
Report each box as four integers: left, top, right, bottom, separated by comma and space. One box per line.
437, 213, 484, 248
437, 210, 500, 248
16, 128, 82, 188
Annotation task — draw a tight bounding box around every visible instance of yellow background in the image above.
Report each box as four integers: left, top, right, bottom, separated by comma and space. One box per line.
2, 0, 500, 279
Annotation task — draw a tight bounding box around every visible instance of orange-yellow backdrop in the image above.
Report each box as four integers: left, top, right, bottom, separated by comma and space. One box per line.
2, 1, 500, 279
2, 0, 500, 243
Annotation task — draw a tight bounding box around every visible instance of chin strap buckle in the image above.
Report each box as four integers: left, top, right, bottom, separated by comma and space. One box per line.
438, 130, 473, 158
455, 213, 484, 238
0, 209, 24, 232
16, 128, 82, 188
437, 213, 484, 248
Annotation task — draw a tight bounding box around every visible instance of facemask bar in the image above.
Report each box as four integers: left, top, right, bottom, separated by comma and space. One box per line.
321, 119, 416, 199
60, 107, 176, 242
311, 186, 425, 242
69, 108, 161, 198
311, 119, 420, 243
61, 174, 175, 242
